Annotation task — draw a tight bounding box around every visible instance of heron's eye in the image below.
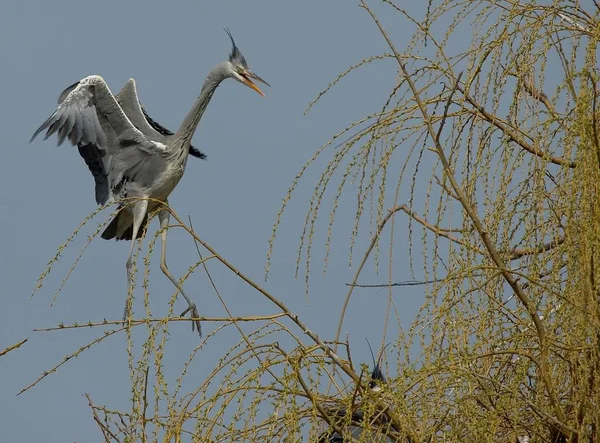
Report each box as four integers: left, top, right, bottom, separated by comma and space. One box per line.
237, 67, 244, 74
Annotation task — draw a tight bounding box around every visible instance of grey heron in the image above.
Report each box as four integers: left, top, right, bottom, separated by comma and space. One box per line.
318, 344, 396, 442
71, 80, 207, 205
30, 29, 269, 335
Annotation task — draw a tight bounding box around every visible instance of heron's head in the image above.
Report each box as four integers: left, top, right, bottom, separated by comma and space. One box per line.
366, 339, 389, 392
369, 361, 386, 392
225, 28, 270, 97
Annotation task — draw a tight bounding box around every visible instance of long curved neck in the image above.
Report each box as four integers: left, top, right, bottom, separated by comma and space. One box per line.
171, 62, 229, 150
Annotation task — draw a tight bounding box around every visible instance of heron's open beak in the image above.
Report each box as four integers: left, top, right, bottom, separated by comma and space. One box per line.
240, 71, 271, 97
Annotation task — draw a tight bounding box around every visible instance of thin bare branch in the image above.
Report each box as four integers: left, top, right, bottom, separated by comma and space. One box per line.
0, 338, 27, 357
346, 278, 446, 288
86, 393, 120, 442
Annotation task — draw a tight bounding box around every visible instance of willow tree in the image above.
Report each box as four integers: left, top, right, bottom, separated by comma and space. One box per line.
267, 0, 600, 441
25, 1, 600, 442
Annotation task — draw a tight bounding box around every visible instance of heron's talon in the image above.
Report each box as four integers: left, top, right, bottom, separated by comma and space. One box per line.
180, 304, 202, 337
180, 306, 191, 317
122, 300, 133, 326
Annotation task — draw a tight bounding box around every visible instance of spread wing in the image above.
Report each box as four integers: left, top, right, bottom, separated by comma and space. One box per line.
31, 75, 163, 205
115, 78, 166, 141
31, 75, 150, 152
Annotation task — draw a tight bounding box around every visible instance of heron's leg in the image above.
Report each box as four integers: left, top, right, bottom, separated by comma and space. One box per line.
123, 200, 148, 322
158, 207, 202, 335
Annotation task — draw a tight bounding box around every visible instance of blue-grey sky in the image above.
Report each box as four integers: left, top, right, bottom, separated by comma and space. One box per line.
0, 1, 429, 441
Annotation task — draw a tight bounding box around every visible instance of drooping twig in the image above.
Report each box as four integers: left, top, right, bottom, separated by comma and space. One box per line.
397, 204, 485, 254
458, 85, 575, 168
359, 0, 567, 429
334, 205, 404, 347
588, 73, 600, 167
86, 393, 120, 442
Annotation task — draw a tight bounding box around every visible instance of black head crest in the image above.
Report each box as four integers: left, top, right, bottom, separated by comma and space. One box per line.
224, 28, 247, 67
366, 339, 390, 389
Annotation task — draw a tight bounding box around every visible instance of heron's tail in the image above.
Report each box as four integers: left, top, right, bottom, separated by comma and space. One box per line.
101, 211, 148, 241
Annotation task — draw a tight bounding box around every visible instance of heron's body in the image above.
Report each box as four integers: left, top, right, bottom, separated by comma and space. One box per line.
30, 30, 269, 334
318, 347, 395, 442
34, 74, 194, 241
101, 143, 188, 240
57, 75, 205, 225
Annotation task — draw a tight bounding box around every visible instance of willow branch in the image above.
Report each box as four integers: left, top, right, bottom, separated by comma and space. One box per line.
168, 209, 412, 438
397, 204, 485, 254
334, 205, 403, 346
0, 338, 27, 357
458, 85, 575, 168
509, 72, 562, 120
187, 216, 282, 385
346, 278, 445, 288
589, 73, 600, 167
33, 314, 287, 332
167, 209, 353, 375
86, 393, 120, 442
510, 237, 565, 260
287, 346, 355, 443
19, 328, 123, 395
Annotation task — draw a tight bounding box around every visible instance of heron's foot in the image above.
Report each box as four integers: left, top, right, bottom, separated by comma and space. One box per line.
122, 298, 133, 326
180, 303, 202, 337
